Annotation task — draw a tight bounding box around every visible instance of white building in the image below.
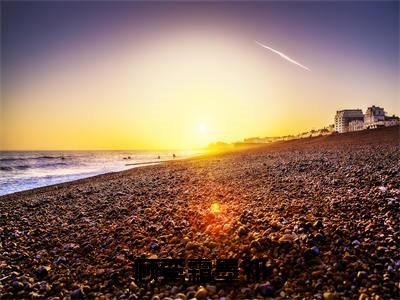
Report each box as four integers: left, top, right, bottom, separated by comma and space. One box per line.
364, 106, 386, 129
384, 115, 400, 127
334, 109, 364, 133
348, 120, 364, 132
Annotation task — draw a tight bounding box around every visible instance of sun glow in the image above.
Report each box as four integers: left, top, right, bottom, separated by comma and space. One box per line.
210, 202, 221, 213
197, 122, 208, 135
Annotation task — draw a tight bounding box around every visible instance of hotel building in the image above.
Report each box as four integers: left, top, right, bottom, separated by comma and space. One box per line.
334, 109, 364, 133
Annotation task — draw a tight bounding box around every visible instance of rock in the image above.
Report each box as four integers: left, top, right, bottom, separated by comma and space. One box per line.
206, 285, 217, 295
323, 292, 337, 300
71, 288, 84, 299
12, 281, 24, 291
258, 283, 274, 297
63, 243, 80, 251
150, 242, 159, 251
357, 271, 367, 279
35, 266, 50, 279
313, 220, 323, 229
170, 286, 179, 295
304, 247, 320, 260
279, 234, 294, 242
175, 293, 186, 300
186, 291, 196, 299
376, 246, 386, 256
358, 293, 369, 300
311, 246, 320, 256
378, 186, 387, 192
195, 286, 207, 300
129, 281, 139, 291
238, 226, 248, 237
53, 256, 67, 265
185, 242, 199, 250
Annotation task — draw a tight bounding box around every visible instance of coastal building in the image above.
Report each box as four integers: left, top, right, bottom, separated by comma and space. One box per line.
334, 109, 364, 133
348, 120, 364, 132
364, 106, 386, 129
384, 115, 400, 127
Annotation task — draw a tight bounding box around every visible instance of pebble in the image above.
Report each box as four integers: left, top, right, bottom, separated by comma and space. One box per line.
35, 266, 50, 279
129, 281, 139, 291
258, 283, 274, 297
311, 246, 320, 256
323, 292, 337, 300
358, 293, 369, 300
194, 287, 207, 300
70, 288, 84, 299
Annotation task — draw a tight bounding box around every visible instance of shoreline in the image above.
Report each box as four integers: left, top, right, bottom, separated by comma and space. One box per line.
0, 153, 207, 199
2, 126, 396, 200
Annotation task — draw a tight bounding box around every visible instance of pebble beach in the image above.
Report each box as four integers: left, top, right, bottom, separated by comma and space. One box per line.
1, 126, 399, 299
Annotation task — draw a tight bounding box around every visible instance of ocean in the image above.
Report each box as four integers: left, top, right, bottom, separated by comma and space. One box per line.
0, 150, 201, 196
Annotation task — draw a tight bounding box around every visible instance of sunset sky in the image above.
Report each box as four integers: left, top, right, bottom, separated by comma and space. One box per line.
1, 1, 399, 150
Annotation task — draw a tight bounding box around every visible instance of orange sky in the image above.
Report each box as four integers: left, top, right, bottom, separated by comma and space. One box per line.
1, 2, 399, 150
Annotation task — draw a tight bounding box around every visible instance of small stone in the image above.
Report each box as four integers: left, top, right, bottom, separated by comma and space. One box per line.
185, 242, 198, 250
186, 291, 196, 299
63, 243, 79, 251
358, 293, 369, 300
323, 292, 337, 300
376, 246, 386, 256
35, 266, 50, 278
205, 285, 217, 295
170, 286, 179, 295
357, 271, 367, 279
238, 226, 248, 237
250, 240, 262, 251
258, 283, 274, 297
279, 234, 294, 242
378, 186, 387, 192
313, 220, 323, 229
195, 287, 207, 300
175, 293, 186, 300
314, 232, 325, 242
12, 281, 24, 291
150, 242, 159, 251
311, 246, 320, 256
129, 281, 139, 291
71, 288, 84, 299
53, 256, 67, 265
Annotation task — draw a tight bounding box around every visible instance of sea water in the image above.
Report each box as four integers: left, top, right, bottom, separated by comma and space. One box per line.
0, 150, 200, 196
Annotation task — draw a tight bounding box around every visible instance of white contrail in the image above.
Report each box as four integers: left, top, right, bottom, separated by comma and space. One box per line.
255, 40, 311, 71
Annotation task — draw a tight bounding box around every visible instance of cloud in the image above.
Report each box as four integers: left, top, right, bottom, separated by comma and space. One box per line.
255, 40, 311, 71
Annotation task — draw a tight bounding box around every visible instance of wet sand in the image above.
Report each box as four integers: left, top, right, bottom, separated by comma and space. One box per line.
1, 126, 399, 299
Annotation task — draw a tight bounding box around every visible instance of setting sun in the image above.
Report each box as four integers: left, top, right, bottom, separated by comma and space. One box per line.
197, 122, 208, 135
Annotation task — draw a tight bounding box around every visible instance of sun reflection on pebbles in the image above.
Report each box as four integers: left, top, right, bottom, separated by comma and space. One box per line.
188, 199, 241, 237
210, 202, 221, 213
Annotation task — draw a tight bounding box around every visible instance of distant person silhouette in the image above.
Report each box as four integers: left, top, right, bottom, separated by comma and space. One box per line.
173, 153, 176, 159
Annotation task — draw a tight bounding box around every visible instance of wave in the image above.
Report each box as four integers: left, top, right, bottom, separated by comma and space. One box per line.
0, 162, 68, 171
0, 156, 68, 162
1, 165, 30, 171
